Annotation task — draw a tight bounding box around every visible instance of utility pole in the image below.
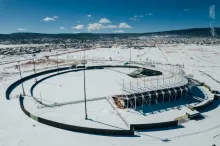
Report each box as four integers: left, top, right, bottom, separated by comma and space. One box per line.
83, 48, 88, 120
18, 61, 25, 96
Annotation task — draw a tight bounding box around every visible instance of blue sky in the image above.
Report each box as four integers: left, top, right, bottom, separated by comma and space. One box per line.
0, 0, 219, 34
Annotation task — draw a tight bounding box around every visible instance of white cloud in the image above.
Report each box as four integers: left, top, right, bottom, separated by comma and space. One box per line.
87, 23, 132, 31
99, 18, 111, 23
73, 32, 80, 33
118, 23, 132, 28
87, 23, 119, 31
60, 26, 65, 29
87, 14, 92, 17
145, 13, 153, 16
43, 17, 55, 22
53, 16, 59, 19
104, 25, 117, 28
72, 25, 84, 29
17, 28, 27, 31
130, 15, 139, 21
43, 16, 59, 22
113, 30, 124, 33
130, 15, 144, 21
129, 17, 137, 21
87, 23, 103, 31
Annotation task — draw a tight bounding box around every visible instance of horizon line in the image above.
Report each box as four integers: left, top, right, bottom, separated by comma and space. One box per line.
0, 27, 219, 35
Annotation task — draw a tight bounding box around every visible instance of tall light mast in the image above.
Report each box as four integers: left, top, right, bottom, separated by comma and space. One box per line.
83, 43, 88, 120
18, 61, 25, 96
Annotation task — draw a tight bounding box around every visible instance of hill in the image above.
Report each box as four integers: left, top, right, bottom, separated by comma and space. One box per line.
0, 28, 219, 39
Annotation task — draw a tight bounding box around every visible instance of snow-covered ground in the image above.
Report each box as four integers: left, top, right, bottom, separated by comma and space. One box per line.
0, 45, 220, 146
33, 68, 136, 102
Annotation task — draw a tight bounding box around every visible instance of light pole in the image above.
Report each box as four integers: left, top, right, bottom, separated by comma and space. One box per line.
129, 46, 131, 70
122, 79, 125, 91
83, 48, 88, 120
33, 57, 37, 82
18, 61, 25, 96
56, 52, 59, 73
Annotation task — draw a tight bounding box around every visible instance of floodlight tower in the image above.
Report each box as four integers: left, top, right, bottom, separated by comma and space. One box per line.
129, 43, 132, 70
17, 61, 25, 96
83, 45, 88, 120
56, 52, 59, 73
33, 57, 37, 82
